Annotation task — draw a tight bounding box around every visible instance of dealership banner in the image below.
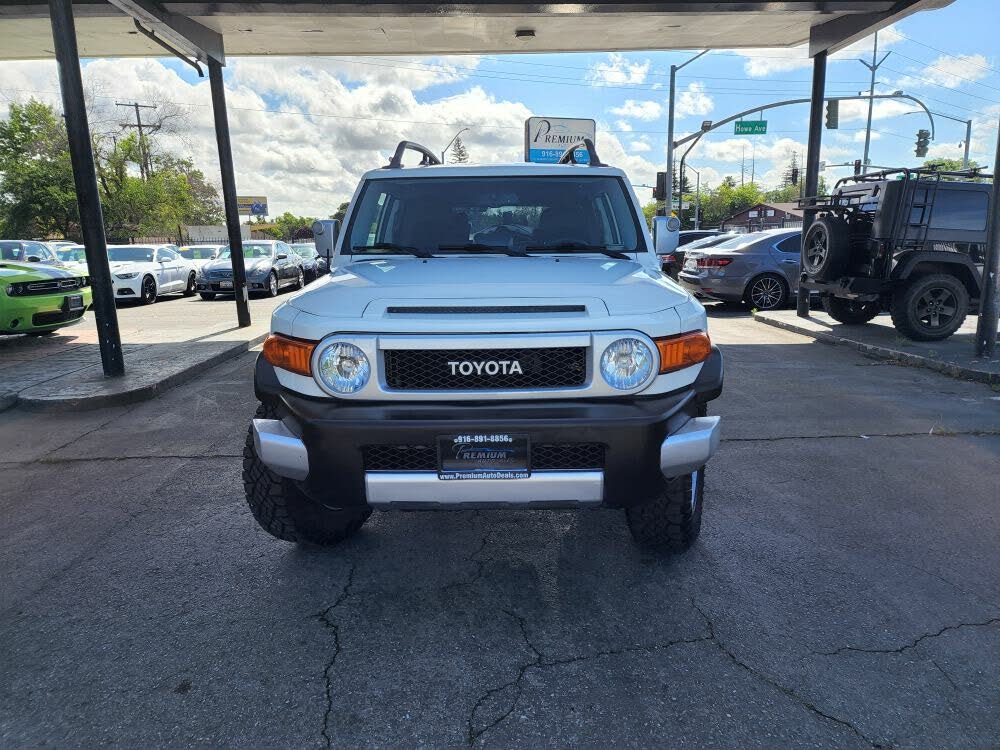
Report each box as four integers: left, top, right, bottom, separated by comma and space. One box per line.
524, 117, 596, 164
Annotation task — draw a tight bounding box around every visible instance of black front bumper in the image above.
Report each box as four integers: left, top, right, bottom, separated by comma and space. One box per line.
254, 347, 724, 509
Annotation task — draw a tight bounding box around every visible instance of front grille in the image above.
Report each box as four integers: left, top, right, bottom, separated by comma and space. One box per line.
362, 443, 605, 471
32, 309, 83, 326
209, 269, 233, 279
383, 347, 587, 390
8, 277, 87, 297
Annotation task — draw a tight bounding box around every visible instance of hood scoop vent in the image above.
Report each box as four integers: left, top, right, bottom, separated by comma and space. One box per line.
386, 305, 586, 315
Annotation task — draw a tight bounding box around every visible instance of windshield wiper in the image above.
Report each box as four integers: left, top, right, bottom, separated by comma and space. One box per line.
524, 242, 632, 261
438, 243, 527, 257
352, 242, 435, 258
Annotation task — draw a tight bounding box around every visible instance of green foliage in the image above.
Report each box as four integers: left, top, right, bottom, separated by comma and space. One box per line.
0, 100, 78, 238
0, 99, 223, 241
641, 201, 658, 230
271, 211, 317, 241
922, 158, 979, 172
331, 201, 350, 222
449, 136, 470, 164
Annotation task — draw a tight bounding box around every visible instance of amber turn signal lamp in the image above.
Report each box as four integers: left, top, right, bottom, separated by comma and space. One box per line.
654, 331, 712, 373
262, 334, 316, 377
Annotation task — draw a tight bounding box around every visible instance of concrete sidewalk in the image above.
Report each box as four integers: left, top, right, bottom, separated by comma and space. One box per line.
753, 309, 1000, 384
0, 294, 285, 411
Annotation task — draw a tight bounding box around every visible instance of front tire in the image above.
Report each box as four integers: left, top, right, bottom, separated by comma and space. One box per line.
263, 272, 279, 298
821, 295, 881, 325
243, 403, 370, 546
183, 272, 197, 297
890, 274, 969, 341
294, 268, 305, 290
625, 468, 704, 553
139, 275, 157, 305
199, 292, 216, 301
745, 273, 788, 311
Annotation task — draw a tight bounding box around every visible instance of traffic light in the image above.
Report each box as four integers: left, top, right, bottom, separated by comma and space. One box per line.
915, 129, 931, 158
825, 100, 839, 129
854, 159, 862, 175
653, 171, 667, 201
790, 167, 799, 184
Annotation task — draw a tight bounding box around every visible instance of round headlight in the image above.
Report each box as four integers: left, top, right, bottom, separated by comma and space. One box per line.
600, 338, 654, 390
316, 342, 371, 394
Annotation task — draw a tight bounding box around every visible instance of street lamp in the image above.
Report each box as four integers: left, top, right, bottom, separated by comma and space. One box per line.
665, 49, 708, 216
442, 127, 470, 163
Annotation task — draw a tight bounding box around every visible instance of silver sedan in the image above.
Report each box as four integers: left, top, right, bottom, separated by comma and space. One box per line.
676, 228, 802, 311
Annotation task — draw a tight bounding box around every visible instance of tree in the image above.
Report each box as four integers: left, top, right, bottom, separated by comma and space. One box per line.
0, 100, 78, 238
272, 211, 317, 241
641, 201, 658, 230
923, 158, 979, 172
331, 202, 350, 222
449, 136, 470, 164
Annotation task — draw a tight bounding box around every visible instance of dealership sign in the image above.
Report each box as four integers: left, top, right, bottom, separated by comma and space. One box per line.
236, 196, 269, 216
525, 117, 596, 164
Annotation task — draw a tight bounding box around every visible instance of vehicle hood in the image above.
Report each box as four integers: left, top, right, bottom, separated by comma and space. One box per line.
0, 261, 83, 283
288, 256, 690, 317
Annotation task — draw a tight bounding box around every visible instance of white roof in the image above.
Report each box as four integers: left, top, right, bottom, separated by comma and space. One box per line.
363, 162, 627, 181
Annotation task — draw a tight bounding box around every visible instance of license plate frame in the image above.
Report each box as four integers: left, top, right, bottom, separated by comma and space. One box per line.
437, 433, 530, 480
64, 294, 84, 312
218, 280, 234, 289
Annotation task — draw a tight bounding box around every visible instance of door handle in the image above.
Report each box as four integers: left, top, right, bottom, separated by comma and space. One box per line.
781, 259, 798, 265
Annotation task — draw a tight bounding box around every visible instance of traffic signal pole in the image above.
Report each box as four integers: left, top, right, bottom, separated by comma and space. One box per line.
974, 120, 1000, 358
798, 50, 828, 317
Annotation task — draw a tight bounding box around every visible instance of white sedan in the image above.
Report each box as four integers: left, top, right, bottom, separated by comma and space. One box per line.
106, 244, 197, 304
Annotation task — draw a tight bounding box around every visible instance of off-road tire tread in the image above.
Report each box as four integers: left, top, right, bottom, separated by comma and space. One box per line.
242, 403, 370, 545
625, 467, 704, 553
804, 216, 850, 281
890, 273, 968, 341
821, 295, 881, 325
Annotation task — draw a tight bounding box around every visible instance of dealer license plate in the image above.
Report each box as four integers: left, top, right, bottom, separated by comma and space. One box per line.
438, 433, 530, 480
219, 281, 233, 289
64, 294, 84, 311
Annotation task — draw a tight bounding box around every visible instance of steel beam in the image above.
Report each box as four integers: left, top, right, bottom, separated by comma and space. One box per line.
209, 57, 251, 329
798, 50, 827, 317
48, 0, 124, 377
974, 120, 999, 358
104, 0, 223, 63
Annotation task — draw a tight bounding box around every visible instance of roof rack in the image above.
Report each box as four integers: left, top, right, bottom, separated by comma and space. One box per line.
383, 141, 442, 169
557, 138, 605, 167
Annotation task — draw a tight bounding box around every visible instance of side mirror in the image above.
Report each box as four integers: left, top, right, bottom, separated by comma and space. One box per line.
276, 253, 288, 260
652, 215, 680, 255
27, 255, 42, 263
312, 219, 341, 267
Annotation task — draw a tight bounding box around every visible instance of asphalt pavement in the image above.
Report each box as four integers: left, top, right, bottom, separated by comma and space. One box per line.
1, 312, 998, 749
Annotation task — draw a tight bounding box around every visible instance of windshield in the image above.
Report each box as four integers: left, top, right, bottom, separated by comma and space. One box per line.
291, 244, 316, 256
57, 248, 87, 262
179, 246, 220, 259
107, 246, 155, 262
219, 244, 274, 260
346, 176, 645, 255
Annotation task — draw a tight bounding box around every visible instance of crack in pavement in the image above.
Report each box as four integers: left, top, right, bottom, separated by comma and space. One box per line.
692, 603, 886, 750
314, 564, 358, 749
815, 616, 1000, 657
466, 608, 713, 746
443, 517, 493, 594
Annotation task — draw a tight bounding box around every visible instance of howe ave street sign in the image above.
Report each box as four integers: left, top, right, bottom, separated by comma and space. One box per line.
734, 121, 767, 135
525, 117, 596, 164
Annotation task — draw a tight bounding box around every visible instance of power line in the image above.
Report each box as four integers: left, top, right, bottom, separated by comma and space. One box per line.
888, 52, 1000, 94
898, 35, 999, 76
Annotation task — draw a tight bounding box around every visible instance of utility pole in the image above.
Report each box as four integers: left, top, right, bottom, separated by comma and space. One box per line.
116, 101, 157, 180
666, 49, 707, 216
974, 119, 999, 358
859, 32, 891, 174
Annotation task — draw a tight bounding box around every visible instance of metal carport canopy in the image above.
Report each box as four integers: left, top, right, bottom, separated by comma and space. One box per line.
0, 1, 954, 61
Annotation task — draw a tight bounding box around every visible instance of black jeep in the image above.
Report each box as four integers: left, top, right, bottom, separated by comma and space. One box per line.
799, 168, 992, 340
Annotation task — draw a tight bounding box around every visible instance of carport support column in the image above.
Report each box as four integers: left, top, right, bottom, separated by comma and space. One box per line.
48, 0, 124, 377
797, 50, 827, 318
208, 57, 251, 328
974, 119, 1000, 357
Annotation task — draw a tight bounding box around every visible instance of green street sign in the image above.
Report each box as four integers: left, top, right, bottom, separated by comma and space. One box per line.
735, 120, 767, 135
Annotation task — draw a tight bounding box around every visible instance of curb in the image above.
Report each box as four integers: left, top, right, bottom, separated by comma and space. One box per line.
752, 312, 999, 385
13, 332, 268, 412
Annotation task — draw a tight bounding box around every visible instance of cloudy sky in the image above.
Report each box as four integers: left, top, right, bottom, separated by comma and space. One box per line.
0, 0, 996, 218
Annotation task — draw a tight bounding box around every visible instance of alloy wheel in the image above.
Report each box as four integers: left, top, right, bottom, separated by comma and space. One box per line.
269, 273, 278, 296
915, 286, 958, 330
142, 276, 156, 304
749, 276, 785, 310
806, 227, 828, 270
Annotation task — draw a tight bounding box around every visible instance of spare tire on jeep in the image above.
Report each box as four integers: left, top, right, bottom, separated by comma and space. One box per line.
803, 216, 850, 281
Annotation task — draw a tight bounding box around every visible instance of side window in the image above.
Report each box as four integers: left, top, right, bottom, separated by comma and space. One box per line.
929, 190, 988, 231
775, 236, 800, 254
277, 242, 290, 255
593, 194, 622, 247
27, 242, 51, 260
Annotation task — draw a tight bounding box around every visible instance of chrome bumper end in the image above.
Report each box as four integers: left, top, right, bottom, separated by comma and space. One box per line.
660, 416, 721, 477
252, 418, 310, 481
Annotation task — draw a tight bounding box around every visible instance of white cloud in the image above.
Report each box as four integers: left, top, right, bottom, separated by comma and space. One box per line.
608, 99, 662, 121
921, 54, 992, 88
614, 120, 633, 132
630, 139, 652, 153
587, 53, 650, 85
732, 24, 904, 77
675, 82, 713, 118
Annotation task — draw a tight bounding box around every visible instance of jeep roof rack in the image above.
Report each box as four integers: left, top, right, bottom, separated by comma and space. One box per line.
383, 141, 443, 169
557, 138, 605, 167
